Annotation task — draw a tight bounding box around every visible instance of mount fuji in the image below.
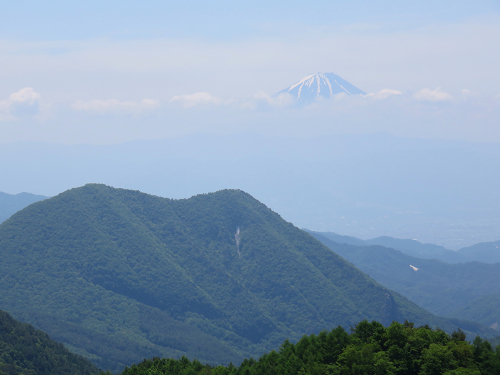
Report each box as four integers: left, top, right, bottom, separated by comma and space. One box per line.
278, 72, 366, 104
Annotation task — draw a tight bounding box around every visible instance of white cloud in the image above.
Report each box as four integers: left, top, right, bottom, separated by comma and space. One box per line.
168, 90, 296, 111
365, 89, 402, 100
9, 87, 41, 105
71, 98, 160, 114
0, 87, 41, 120
246, 91, 295, 109
169, 92, 226, 108
414, 87, 452, 102
462, 89, 471, 95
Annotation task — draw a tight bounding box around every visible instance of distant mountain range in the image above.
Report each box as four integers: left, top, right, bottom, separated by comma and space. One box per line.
311, 231, 500, 264
308, 230, 500, 330
0, 184, 493, 372
277, 72, 366, 104
459, 240, 500, 264
312, 231, 464, 263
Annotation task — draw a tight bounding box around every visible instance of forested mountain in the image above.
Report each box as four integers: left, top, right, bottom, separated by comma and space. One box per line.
0, 191, 47, 224
308, 231, 500, 327
312, 231, 467, 263
459, 241, 500, 264
119, 321, 500, 375
0, 309, 99, 375
0, 184, 492, 372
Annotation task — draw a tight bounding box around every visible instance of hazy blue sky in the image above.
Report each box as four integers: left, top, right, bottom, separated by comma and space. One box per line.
1, 0, 499, 144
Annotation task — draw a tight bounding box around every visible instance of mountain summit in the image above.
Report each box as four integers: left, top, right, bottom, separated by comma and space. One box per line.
0, 184, 492, 371
278, 72, 366, 104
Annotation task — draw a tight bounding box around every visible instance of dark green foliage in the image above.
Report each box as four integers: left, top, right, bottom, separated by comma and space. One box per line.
0, 185, 492, 372
0, 309, 99, 375
490, 335, 500, 348
118, 321, 500, 375
309, 231, 500, 327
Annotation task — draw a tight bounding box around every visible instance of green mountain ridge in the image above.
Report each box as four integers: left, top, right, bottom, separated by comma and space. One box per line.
0, 309, 99, 375
0, 184, 494, 372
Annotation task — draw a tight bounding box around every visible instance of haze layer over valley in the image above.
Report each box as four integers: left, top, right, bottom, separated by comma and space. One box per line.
1, 133, 499, 249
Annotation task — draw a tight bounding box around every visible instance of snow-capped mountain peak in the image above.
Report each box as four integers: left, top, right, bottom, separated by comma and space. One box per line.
278, 72, 365, 104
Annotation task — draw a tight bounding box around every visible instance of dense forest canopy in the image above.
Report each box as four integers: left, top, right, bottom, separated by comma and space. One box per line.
116, 321, 500, 375
0, 309, 99, 375
0, 184, 496, 372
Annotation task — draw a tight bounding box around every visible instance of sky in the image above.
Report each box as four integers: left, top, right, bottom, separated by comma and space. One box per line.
1, 0, 500, 144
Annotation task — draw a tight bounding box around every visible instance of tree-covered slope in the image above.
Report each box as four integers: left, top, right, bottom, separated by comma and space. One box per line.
121, 321, 500, 375
308, 231, 500, 322
0, 309, 99, 375
0, 191, 47, 224
451, 295, 500, 330
0, 185, 493, 372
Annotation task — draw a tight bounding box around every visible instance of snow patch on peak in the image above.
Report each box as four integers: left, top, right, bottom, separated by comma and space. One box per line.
278, 72, 366, 104
288, 73, 316, 92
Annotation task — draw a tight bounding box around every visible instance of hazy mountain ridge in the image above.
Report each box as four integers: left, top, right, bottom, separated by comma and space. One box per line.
308, 231, 500, 326
313, 230, 500, 264
313, 231, 467, 263
0, 191, 48, 224
459, 240, 500, 264
0, 184, 493, 372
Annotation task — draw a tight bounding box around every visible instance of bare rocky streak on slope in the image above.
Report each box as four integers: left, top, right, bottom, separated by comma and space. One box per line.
0, 184, 495, 372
